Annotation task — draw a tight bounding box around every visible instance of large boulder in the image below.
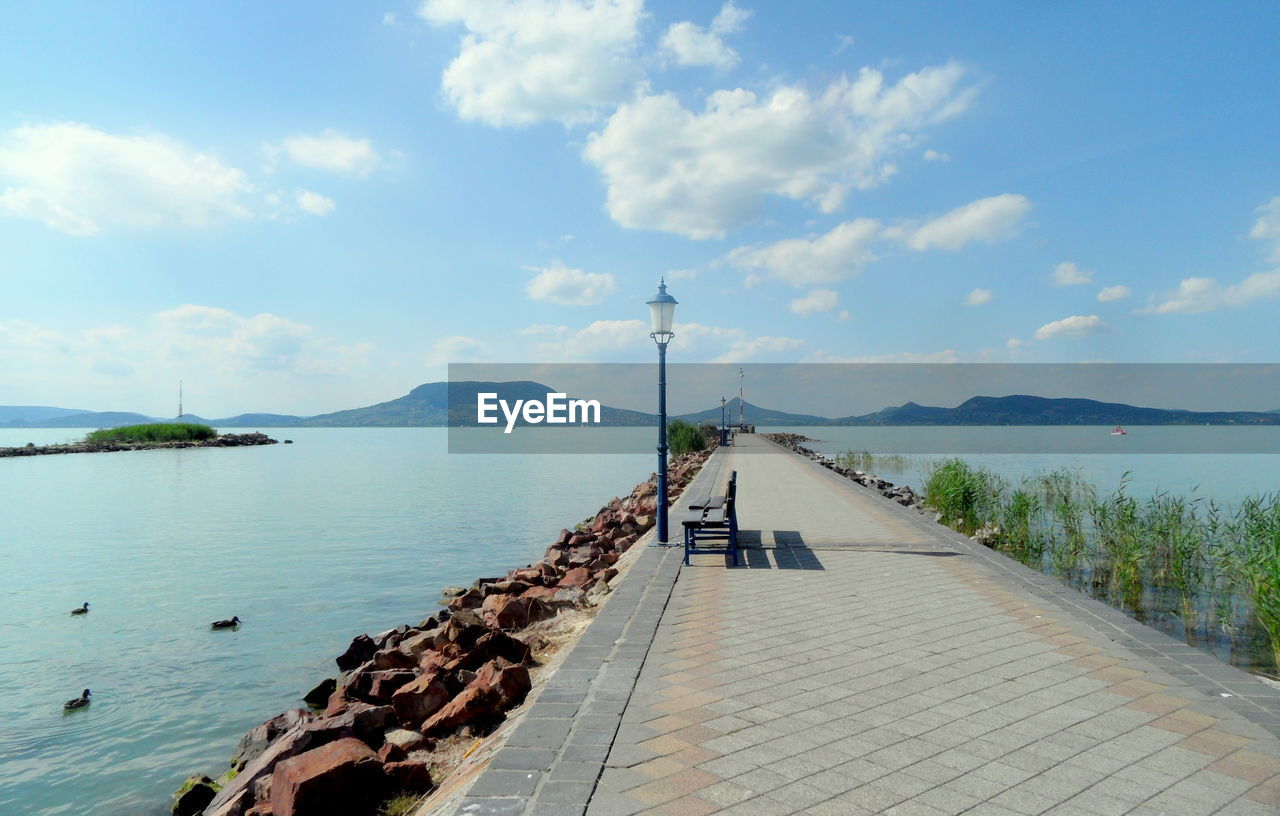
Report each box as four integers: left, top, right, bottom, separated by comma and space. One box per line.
302, 678, 336, 709
480, 594, 553, 630
557, 567, 595, 588
420, 658, 531, 737
205, 726, 316, 816
383, 760, 433, 792
231, 710, 315, 771
390, 672, 451, 728
270, 738, 386, 816
335, 635, 377, 673
173, 775, 217, 816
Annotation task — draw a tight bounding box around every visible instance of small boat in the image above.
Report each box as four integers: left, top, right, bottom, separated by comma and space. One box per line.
64, 689, 91, 710
70, 602, 89, 615
211, 616, 241, 629
1110, 426, 1127, 436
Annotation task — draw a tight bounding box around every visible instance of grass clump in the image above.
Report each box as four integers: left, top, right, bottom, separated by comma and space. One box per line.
667, 419, 706, 457
84, 423, 216, 444
834, 450, 910, 473
919, 459, 1280, 675
380, 792, 424, 816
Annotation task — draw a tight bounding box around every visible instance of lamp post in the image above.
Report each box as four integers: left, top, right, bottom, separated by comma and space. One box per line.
720, 396, 728, 447
647, 279, 677, 545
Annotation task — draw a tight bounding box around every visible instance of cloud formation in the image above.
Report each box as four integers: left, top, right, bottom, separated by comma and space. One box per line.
789, 289, 838, 316
295, 190, 336, 216
1096, 285, 1130, 302
419, 0, 643, 127
1136, 270, 1280, 315
660, 2, 751, 70
584, 62, 978, 238
1034, 314, 1106, 340
722, 218, 880, 286
525, 261, 617, 305
0, 122, 251, 235
965, 288, 992, 306
886, 194, 1030, 251
269, 130, 382, 176
1052, 261, 1092, 286
1251, 196, 1280, 262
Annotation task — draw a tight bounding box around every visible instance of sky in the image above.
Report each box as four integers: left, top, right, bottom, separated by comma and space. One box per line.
2, 1, 1279, 417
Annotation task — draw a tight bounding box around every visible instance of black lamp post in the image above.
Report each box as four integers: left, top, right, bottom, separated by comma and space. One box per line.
647, 279, 677, 545
720, 396, 728, 447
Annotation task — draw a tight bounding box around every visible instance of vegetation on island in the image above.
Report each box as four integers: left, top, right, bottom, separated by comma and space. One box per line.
83, 423, 217, 444
667, 419, 707, 457
834, 449, 911, 473
921, 458, 1280, 674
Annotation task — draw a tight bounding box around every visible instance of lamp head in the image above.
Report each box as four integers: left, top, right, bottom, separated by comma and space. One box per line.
646, 279, 677, 343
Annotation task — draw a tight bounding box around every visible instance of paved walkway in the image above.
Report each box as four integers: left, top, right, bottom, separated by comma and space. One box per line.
456, 436, 1280, 816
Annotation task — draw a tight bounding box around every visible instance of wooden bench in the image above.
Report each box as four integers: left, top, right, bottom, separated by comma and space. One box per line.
682, 470, 738, 565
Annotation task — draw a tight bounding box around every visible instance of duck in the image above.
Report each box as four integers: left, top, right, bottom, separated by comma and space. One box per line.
64, 689, 91, 710
70, 602, 89, 615
210, 616, 241, 629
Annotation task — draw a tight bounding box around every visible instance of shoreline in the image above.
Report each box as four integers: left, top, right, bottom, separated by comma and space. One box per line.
0, 432, 280, 458
175, 447, 713, 816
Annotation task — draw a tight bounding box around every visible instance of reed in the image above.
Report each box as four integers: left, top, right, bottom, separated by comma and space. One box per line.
83, 422, 217, 444
834, 450, 911, 473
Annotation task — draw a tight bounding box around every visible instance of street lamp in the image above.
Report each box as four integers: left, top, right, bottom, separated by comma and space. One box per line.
647, 279, 677, 545
720, 396, 728, 447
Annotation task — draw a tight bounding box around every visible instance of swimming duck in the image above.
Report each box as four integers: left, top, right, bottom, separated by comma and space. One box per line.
211, 616, 241, 629
70, 602, 89, 615
64, 689, 91, 710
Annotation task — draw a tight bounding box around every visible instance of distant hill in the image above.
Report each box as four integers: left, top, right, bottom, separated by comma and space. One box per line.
675, 397, 831, 427
836, 395, 1280, 426
5, 387, 1279, 430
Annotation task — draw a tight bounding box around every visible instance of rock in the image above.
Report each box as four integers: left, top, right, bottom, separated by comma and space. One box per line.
390, 672, 451, 728
480, 594, 553, 630
252, 774, 273, 806
585, 580, 611, 606
173, 775, 217, 816
551, 586, 587, 607
378, 742, 407, 764
302, 678, 336, 709
369, 648, 417, 671
432, 615, 487, 653
203, 788, 252, 816
557, 567, 594, 588
232, 710, 315, 771
270, 738, 385, 816
382, 728, 426, 753
451, 630, 531, 672
447, 588, 484, 611
421, 657, 531, 737
335, 635, 377, 673
383, 760, 433, 791
205, 726, 316, 816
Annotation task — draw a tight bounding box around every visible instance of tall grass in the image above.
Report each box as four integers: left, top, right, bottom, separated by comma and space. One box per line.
84, 423, 217, 444
921, 459, 1280, 675
666, 420, 706, 457
834, 450, 911, 473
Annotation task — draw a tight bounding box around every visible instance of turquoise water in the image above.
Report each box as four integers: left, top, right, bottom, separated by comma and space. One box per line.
0, 428, 648, 816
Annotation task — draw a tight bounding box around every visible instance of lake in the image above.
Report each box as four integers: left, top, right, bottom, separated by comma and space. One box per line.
2, 425, 1278, 815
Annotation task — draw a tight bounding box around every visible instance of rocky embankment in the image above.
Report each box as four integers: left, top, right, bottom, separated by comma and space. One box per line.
0, 432, 278, 457
174, 450, 711, 816
763, 433, 931, 514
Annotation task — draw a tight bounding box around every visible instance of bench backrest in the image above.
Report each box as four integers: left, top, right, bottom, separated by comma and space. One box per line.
725, 470, 738, 510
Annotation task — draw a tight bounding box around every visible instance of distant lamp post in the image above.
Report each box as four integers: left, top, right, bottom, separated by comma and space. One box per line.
720, 396, 728, 447
647, 279, 677, 545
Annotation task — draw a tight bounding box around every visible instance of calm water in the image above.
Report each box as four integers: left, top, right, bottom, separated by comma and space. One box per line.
0, 428, 648, 816
3, 426, 1279, 815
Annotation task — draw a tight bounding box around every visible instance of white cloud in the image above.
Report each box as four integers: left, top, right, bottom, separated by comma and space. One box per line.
789, 289, 838, 316
529, 318, 651, 359
660, 2, 751, 71
1136, 270, 1280, 315
1006, 337, 1026, 349
886, 194, 1030, 251
0, 122, 251, 235
1052, 261, 1092, 287
708, 334, 804, 363
838, 310, 851, 321
524, 261, 616, 305
1034, 314, 1106, 340
269, 130, 382, 176
722, 218, 880, 286
425, 335, 488, 366
584, 62, 978, 238
525, 319, 804, 362
1096, 285, 1130, 302
295, 190, 336, 216
1250, 196, 1280, 262
418, 0, 643, 127
923, 149, 950, 162
965, 288, 992, 306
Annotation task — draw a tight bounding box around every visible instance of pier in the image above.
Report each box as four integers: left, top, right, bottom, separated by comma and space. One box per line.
452, 435, 1280, 815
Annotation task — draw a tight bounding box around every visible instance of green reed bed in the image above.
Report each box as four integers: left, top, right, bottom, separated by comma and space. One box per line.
83, 422, 217, 444
834, 449, 911, 474
921, 458, 1280, 675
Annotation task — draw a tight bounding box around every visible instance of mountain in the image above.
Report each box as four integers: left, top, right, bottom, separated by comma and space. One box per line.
836, 395, 1280, 426
6, 388, 1279, 430
675, 397, 832, 427
0, 406, 90, 423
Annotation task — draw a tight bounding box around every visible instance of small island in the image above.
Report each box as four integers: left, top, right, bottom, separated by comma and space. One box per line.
0, 423, 278, 458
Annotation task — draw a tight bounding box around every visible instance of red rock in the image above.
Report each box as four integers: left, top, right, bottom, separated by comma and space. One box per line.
390, 672, 450, 728
451, 630, 531, 671
481, 594, 553, 630
205, 726, 316, 816
271, 738, 385, 816
335, 635, 377, 672
369, 648, 416, 671
232, 709, 316, 770
367, 670, 417, 701
383, 760, 434, 791
396, 630, 439, 661
447, 588, 483, 611
510, 568, 544, 585
378, 741, 407, 763
557, 567, 594, 588
476, 657, 532, 706
536, 562, 558, 579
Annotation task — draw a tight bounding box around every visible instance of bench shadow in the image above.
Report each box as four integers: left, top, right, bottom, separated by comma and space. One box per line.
729, 530, 825, 571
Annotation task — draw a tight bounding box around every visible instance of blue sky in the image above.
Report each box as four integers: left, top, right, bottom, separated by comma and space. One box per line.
2, 1, 1278, 417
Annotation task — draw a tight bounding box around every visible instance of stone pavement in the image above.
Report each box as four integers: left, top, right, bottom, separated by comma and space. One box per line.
459, 435, 1280, 815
